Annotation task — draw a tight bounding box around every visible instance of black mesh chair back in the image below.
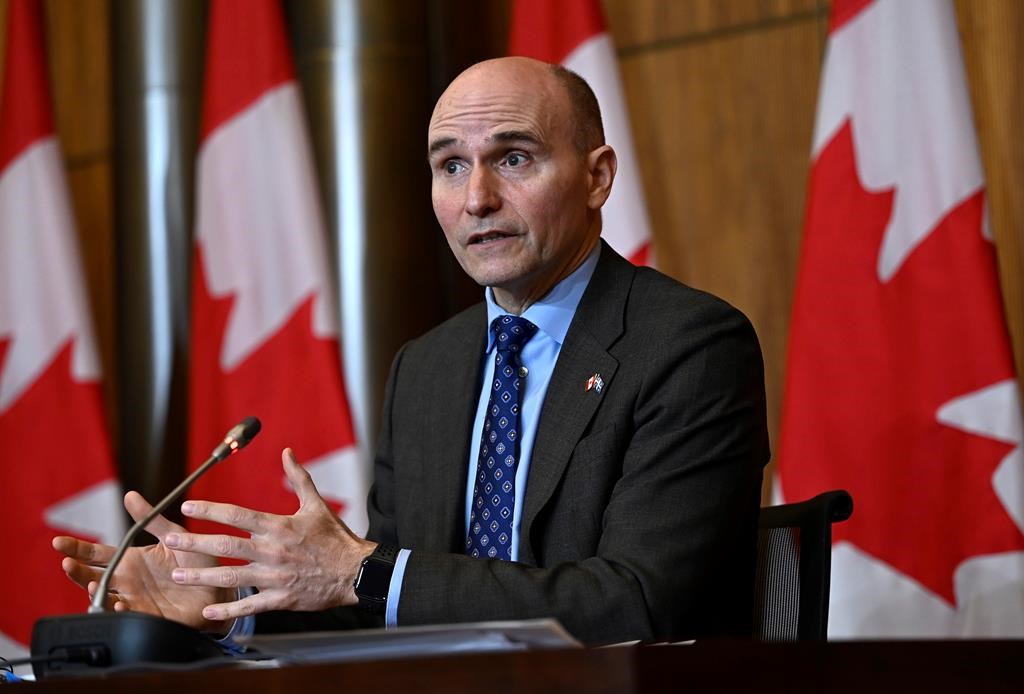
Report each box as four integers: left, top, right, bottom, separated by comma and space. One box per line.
753, 489, 853, 641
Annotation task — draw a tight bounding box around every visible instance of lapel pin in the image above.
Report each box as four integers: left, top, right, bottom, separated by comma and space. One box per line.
585, 373, 604, 393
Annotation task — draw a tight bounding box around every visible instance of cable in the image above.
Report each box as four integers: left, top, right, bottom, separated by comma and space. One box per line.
0, 646, 108, 670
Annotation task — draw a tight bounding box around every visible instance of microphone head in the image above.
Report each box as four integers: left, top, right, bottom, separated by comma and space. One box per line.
212, 416, 262, 461
236, 416, 262, 444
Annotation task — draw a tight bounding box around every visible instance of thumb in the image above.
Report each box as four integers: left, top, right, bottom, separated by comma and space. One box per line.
282, 448, 324, 509
124, 490, 185, 540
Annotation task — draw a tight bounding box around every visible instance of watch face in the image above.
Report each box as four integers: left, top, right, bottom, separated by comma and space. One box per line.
356, 558, 392, 600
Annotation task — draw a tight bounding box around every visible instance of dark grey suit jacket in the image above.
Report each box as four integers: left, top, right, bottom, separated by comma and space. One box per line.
360, 242, 770, 643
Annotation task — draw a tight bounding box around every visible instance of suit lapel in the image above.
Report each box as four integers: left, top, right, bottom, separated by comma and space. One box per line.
425, 304, 487, 552
520, 244, 635, 561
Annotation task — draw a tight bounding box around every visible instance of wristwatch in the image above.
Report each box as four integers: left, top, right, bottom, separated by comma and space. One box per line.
353, 544, 398, 615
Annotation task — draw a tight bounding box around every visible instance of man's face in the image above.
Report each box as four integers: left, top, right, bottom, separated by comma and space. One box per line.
427, 59, 606, 312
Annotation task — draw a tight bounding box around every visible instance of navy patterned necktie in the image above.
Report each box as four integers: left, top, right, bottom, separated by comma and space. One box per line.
466, 314, 538, 560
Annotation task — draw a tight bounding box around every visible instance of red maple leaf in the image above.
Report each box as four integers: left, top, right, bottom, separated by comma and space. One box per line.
0, 338, 116, 644
779, 122, 1022, 605
830, 0, 875, 33
186, 248, 357, 535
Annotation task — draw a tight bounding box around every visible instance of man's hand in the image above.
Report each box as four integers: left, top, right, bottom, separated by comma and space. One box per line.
53, 492, 233, 632
162, 448, 376, 622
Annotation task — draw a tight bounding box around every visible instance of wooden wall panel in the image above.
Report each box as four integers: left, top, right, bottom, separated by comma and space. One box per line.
956, 0, 1024, 379
607, 0, 822, 50
615, 13, 825, 500
44, 0, 111, 158
45, 0, 116, 422
65, 159, 115, 407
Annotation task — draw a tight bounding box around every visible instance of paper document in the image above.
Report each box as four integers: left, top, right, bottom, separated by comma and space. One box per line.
243, 618, 580, 664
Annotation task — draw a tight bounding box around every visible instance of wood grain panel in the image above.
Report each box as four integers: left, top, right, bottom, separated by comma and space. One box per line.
619, 16, 825, 498
49, 0, 116, 430
66, 158, 117, 420
605, 0, 822, 51
956, 0, 1024, 380
44, 0, 110, 159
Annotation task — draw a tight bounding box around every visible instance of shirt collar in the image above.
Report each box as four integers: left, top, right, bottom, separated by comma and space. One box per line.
484, 242, 602, 352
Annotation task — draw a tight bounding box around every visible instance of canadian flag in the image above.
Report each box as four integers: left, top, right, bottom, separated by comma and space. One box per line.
508, 0, 653, 265
188, 0, 366, 534
778, 0, 1024, 636
0, 0, 124, 655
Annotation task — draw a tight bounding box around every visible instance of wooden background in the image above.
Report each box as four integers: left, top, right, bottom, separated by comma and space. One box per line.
1, 0, 1022, 500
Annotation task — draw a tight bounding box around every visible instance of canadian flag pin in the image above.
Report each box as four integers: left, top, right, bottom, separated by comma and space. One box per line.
585, 373, 604, 393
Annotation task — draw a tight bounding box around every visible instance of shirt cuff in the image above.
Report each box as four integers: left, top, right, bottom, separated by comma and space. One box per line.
216, 587, 256, 654
384, 549, 411, 628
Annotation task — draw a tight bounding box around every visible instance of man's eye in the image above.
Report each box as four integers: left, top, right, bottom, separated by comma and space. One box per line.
444, 160, 464, 175
506, 153, 526, 167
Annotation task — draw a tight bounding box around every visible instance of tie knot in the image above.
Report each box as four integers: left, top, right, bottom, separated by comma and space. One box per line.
491, 315, 538, 354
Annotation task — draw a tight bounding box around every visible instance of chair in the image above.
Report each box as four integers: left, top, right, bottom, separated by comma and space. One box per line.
753, 489, 853, 641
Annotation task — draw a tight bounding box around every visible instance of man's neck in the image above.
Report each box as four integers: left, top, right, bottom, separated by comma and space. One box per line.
491, 239, 600, 315
491, 290, 534, 316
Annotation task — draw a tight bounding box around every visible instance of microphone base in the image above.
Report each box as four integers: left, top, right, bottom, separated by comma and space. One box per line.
31, 612, 225, 678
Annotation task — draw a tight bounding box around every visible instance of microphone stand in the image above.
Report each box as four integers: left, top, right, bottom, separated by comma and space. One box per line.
89, 452, 227, 613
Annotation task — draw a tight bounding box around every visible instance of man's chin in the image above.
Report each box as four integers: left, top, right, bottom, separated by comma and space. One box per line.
461, 261, 524, 291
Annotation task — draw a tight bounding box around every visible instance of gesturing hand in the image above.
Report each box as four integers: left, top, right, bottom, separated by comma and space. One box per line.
163, 448, 376, 622
53, 492, 234, 632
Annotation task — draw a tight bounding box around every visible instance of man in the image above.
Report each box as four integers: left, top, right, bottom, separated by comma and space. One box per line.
54, 57, 769, 643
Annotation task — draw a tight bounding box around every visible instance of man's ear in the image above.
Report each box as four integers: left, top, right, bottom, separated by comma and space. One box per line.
586, 144, 617, 210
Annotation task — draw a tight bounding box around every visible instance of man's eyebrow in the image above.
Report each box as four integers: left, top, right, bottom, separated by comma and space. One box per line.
489, 130, 541, 146
428, 137, 458, 158
427, 131, 542, 159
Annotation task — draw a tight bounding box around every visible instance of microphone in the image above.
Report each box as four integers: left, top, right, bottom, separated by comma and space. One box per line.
210, 416, 263, 463
31, 417, 262, 678
88, 416, 261, 613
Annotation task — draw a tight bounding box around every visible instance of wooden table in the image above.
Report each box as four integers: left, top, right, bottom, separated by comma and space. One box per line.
25, 639, 1024, 693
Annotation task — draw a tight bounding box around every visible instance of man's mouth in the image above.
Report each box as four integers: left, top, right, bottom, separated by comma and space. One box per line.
468, 230, 515, 245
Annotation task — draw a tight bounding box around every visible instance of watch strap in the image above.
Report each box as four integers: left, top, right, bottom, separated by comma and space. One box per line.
370, 543, 398, 565
354, 544, 398, 615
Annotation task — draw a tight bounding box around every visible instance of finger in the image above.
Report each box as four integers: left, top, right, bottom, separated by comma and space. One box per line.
124, 491, 185, 541
180, 500, 269, 534
52, 536, 115, 566
85, 581, 121, 611
61, 557, 103, 591
282, 448, 322, 507
201, 591, 271, 622
171, 564, 256, 590
163, 531, 258, 561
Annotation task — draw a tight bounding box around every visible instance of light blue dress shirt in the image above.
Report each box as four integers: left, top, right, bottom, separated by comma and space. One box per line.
384, 243, 601, 627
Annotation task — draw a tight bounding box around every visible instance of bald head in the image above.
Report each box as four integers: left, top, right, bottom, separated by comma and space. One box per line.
548, 63, 605, 153
431, 57, 604, 155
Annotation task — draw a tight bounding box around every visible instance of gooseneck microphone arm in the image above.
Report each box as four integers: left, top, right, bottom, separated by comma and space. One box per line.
88, 417, 262, 614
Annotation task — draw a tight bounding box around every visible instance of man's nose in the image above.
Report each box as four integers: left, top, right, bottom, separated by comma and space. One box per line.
465, 165, 501, 217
